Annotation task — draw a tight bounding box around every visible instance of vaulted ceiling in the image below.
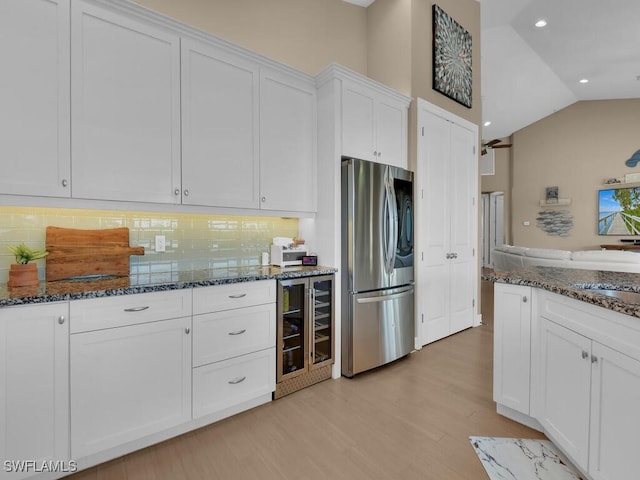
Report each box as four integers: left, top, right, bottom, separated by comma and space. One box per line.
481, 0, 640, 140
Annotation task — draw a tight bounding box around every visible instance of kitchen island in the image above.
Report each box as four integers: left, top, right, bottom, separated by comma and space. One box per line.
484, 265, 640, 317
486, 266, 640, 480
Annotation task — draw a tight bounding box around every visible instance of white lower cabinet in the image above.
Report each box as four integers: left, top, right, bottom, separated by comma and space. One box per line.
70, 291, 192, 458
588, 342, 640, 480
538, 318, 592, 468
192, 281, 276, 419
0, 302, 69, 480
539, 316, 640, 479
493, 283, 531, 414
193, 349, 275, 418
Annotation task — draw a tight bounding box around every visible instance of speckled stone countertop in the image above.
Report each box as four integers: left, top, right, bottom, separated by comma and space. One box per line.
0, 265, 338, 307
484, 266, 640, 318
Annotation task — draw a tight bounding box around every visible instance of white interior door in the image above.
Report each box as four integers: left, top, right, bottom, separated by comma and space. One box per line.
416, 99, 478, 347
420, 109, 451, 345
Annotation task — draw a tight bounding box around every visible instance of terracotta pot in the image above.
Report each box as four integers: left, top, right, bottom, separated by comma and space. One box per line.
8, 263, 39, 287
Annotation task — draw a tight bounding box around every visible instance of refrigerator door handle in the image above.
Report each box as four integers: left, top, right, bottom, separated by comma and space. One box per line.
389, 173, 399, 271
355, 287, 414, 304
383, 167, 397, 276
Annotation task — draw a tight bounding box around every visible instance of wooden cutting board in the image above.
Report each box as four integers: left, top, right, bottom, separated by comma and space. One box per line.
45, 226, 145, 281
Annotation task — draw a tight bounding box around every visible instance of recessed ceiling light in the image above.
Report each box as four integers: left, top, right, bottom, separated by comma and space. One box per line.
579, 78, 589, 84
535, 19, 547, 28
483, 121, 492, 127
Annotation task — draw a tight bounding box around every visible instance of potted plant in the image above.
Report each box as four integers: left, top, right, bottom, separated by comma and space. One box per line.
7, 243, 48, 287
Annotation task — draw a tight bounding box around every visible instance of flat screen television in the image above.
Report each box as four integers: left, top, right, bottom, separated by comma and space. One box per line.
599, 186, 640, 235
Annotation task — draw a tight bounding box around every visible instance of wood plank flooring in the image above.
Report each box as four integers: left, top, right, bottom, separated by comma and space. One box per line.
69, 280, 544, 480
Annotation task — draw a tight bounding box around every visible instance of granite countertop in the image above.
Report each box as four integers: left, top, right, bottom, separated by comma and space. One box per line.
484, 266, 640, 318
0, 265, 338, 307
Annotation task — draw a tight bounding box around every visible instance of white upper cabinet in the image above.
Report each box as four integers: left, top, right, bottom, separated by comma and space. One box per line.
342, 79, 409, 169
181, 39, 260, 209
71, 1, 181, 204
0, 0, 71, 197
259, 68, 317, 213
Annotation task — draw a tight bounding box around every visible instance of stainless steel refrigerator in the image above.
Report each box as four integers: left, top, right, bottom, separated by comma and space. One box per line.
341, 158, 415, 377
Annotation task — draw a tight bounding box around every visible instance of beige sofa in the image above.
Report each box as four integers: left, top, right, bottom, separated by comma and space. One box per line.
492, 244, 640, 273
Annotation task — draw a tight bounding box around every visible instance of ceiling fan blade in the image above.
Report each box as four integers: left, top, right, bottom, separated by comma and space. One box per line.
492, 144, 512, 149
481, 148, 487, 156
484, 139, 502, 147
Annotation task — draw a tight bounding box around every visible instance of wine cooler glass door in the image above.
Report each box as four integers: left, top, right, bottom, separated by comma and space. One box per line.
312, 277, 333, 367
279, 280, 307, 380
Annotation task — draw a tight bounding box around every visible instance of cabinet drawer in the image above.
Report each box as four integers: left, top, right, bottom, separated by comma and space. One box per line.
70, 289, 192, 333
193, 280, 276, 314
193, 303, 276, 367
193, 348, 275, 419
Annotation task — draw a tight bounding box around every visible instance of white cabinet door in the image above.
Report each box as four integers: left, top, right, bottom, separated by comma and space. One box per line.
374, 97, 407, 168
71, 316, 191, 458
539, 318, 591, 468
493, 284, 531, 414
419, 102, 477, 346
0, 303, 69, 480
259, 68, 317, 213
71, 1, 181, 204
181, 39, 260, 208
342, 83, 376, 162
0, 0, 70, 198
589, 342, 640, 480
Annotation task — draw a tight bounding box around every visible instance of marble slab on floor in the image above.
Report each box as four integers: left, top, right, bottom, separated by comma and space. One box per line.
469, 437, 585, 480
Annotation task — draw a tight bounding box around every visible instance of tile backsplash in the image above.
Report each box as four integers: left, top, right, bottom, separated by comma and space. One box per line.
0, 207, 298, 283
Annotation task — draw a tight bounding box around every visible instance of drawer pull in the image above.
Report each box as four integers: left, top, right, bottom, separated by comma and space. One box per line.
228, 293, 247, 299
228, 329, 247, 336
124, 306, 150, 312
228, 376, 246, 385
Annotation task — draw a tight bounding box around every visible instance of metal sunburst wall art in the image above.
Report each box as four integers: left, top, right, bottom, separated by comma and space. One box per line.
432, 4, 473, 108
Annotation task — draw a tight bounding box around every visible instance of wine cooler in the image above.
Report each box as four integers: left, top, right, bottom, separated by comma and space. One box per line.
274, 274, 334, 399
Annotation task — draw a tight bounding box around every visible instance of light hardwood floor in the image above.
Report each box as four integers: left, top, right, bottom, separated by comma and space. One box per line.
69, 280, 544, 480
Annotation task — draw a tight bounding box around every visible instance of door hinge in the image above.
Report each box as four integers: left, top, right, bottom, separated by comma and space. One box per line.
472, 248, 475, 257
421, 126, 425, 136
473, 145, 476, 155
421, 313, 424, 323
472, 299, 475, 308
421, 252, 424, 261
421, 189, 424, 199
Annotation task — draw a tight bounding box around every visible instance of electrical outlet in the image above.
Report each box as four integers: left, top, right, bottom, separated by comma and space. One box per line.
155, 235, 166, 252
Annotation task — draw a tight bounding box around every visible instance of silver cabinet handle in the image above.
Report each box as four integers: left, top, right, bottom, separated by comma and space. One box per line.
229, 293, 247, 299
185, 327, 190, 334
582, 350, 589, 359
261, 196, 266, 203
174, 188, 180, 196
228, 376, 246, 385
61, 179, 68, 187
523, 296, 528, 303
124, 306, 149, 312
58, 315, 65, 325
183, 189, 189, 197
592, 355, 598, 364
228, 329, 246, 336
